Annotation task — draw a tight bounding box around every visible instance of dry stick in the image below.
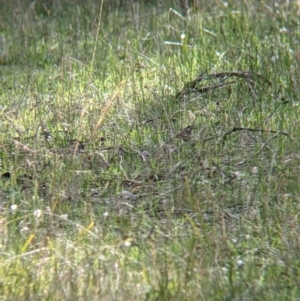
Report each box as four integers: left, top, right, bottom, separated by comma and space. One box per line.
73, 80, 125, 159
194, 71, 271, 86
90, 0, 104, 76
223, 127, 289, 138
176, 82, 234, 98
193, 81, 236, 94
204, 127, 289, 142
176, 71, 272, 98
88, 80, 126, 142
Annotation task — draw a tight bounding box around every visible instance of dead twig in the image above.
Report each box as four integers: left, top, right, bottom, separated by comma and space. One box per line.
203, 126, 289, 142
176, 71, 272, 99
223, 127, 289, 139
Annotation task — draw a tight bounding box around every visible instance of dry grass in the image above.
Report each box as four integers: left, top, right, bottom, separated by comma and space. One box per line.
0, 0, 300, 300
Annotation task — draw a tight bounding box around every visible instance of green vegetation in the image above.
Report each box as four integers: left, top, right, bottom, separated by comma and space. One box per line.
0, 0, 300, 299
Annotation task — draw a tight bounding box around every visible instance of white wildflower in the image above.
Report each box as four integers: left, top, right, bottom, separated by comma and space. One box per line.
10, 204, 18, 211
237, 259, 244, 267
34, 209, 42, 218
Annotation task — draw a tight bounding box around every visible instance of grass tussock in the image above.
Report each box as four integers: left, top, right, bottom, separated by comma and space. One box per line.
0, 0, 300, 300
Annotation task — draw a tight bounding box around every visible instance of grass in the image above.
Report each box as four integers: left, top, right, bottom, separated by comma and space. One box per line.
0, 0, 300, 300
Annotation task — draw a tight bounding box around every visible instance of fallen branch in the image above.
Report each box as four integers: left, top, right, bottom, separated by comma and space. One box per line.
203, 127, 289, 142
176, 71, 272, 99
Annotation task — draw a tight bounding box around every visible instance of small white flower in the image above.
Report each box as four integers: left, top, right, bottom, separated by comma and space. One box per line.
251, 166, 258, 176
34, 209, 42, 218
222, 267, 228, 273
124, 240, 132, 247
279, 27, 288, 33
103, 211, 109, 217
271, 55, 278, 63
10, 204, 18, 211
237, 259, 244, 267
20, 226, 29, 233
234, 172, 244, 180
99, 254, 107, 261
60, 214, 68, 220
282, 194, 290, 201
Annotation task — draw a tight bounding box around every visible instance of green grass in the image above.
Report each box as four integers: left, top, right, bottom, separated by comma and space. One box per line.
0, 0, 300, 300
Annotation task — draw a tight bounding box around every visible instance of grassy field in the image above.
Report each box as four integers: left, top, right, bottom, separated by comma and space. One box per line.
0, 0, 300, 300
